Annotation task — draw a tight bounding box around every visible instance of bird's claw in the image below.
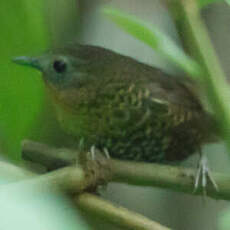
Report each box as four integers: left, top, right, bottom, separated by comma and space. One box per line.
85, 145, 110, 192
193, 154, 218, 195
89, 146, 110, 160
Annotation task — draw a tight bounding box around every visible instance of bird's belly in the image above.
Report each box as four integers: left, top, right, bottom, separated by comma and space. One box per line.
96, 120, 200, 163
98, 128, 172, 162
54, 100, 200, 163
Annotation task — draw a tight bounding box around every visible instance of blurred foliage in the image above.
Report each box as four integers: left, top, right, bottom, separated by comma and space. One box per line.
0, 0, 49, 161
47, 0, 81, 46
103, 6, 230, 151
0, 173, 89, 230
103, 8, 202, 78
218, 207, 230, 230
198, 0, 230, 8
198, 0, 221, 7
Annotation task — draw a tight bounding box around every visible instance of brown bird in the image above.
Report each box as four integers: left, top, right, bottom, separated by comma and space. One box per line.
14, 43, 219, 190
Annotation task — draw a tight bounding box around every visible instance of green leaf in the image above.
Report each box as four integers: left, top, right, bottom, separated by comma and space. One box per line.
103, 7, 202, 78
0, 0, 49, 160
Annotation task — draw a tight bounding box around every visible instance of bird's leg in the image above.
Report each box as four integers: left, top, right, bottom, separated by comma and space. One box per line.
194, 149, 218, 195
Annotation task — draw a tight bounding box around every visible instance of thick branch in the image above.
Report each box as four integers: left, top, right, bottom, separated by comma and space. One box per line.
22, 140, 230, 200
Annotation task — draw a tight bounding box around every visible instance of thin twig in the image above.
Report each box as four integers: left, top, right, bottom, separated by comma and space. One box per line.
22, 140, 230, 200
76, 193, 171, 230
110, 160, 230, 200
21, 140, 76, 170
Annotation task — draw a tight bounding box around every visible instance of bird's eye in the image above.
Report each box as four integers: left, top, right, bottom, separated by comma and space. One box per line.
53, 60, 67, 73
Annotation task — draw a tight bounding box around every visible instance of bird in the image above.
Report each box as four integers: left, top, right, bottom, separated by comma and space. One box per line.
13, 43, 219, 190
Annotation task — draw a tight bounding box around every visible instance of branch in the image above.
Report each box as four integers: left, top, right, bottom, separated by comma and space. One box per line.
21, 140, 76, 170
22, 140, 230, 200
1, 166, 88, 194
0, 160, 171, 230
76, 193, 171, 230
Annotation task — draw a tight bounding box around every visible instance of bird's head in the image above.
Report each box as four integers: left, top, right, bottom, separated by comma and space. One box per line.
13, 47, 91, 90
12, 45, 111, 110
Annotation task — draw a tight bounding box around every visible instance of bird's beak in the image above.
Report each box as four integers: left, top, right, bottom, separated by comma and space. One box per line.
12, 56, 42, 71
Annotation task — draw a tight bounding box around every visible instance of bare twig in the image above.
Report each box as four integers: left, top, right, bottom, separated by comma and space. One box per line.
22, 140, 230, 200
76, 193, 171, 230
22, 140, 76, 170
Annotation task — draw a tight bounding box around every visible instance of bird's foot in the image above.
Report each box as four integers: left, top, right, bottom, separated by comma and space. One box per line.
193, 154, 218, 195
88, 146, 110, 160
84, 146, 111, 193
